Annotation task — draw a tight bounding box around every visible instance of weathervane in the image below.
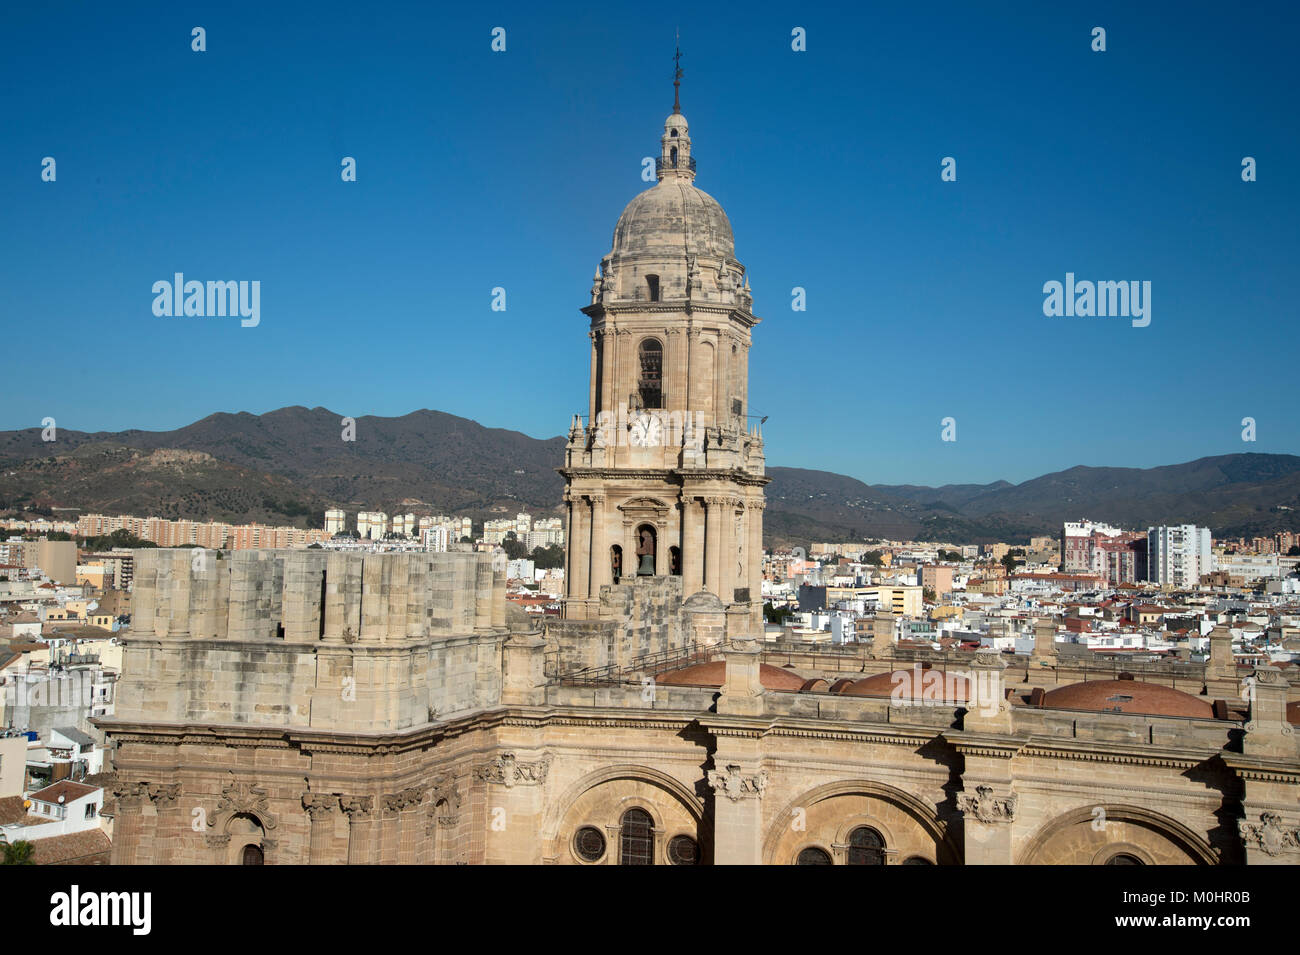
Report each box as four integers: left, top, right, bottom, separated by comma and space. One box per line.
672, 31, 683, 113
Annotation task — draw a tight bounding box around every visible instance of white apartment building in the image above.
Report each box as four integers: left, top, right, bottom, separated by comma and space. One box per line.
1147, 524, 1212, 588
324, 509, 347, 534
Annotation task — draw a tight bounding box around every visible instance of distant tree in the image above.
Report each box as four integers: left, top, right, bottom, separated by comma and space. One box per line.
501, 536, 530, 560
46, 531, 73, 541
922, 587, 936, 603
1288, 545, 1300, 557
530, 544, 564, 569
861, 550, 884, 567
938, 549, 962, 562
307, 543, 322, 549
1001, 552, 1022, 573
764, 602, 794, 625
460, 536, 473, 544
0, 840, 34, 865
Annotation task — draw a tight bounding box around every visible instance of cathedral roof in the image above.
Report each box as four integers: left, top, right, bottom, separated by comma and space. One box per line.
837, 665, 971, 702
653, 660, 807, 692
612, 177, 734, 260
1037, 678, 1214, 719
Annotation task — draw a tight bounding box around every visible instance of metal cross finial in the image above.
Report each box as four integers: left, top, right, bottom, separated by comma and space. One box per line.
672, 35, 683, 113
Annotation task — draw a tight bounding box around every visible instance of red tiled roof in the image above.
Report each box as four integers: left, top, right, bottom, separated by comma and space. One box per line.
28, 780, 98, 805
30, 829, 112, 865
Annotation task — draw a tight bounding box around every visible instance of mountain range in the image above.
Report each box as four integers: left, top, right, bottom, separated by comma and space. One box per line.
2, 406, 1298, 545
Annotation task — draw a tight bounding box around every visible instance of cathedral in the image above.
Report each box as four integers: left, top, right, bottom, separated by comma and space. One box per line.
97, 88, 1300, 866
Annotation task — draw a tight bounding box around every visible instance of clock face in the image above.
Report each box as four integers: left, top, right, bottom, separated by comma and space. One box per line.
629, 413, 663, 448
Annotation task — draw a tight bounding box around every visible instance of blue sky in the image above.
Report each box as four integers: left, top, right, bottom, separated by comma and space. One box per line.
1, 2, 1296, 486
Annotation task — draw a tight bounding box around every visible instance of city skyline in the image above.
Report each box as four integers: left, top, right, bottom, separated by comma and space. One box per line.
3, 3, 1296, 487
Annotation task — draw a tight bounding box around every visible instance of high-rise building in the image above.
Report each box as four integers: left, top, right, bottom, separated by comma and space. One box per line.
1146, 525, 1212, 587
561, 101, 767, 632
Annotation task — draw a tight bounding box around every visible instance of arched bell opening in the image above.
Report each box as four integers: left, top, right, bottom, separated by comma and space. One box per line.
635, 525, 657, 576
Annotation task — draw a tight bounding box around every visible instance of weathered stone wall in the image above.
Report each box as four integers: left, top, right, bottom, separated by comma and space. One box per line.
114, 549, 506, 733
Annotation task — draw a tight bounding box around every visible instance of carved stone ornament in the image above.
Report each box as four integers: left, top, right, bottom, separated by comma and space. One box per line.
302, 792, 339, 817
217, 780, 277, 830
474, 752, 552, 788
204, 833, 231, 849
1240, 812, 1300, 857
340, 795, 374, 816
958, 785, 1018, 824
383, 787, 424, 813
146, 782, 182, 807
707, 764, 767, 803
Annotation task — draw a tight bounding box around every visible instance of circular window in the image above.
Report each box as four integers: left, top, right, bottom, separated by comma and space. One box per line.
667, 834, 699, 865
902, 856, 934, 865
1105, 853, 1144, 865
574, 826, 606, 862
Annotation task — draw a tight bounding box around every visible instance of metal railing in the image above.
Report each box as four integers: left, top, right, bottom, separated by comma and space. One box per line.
555, 641, 705, 687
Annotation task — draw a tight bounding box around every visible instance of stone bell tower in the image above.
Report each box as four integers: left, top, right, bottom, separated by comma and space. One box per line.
560, 71, 768, 636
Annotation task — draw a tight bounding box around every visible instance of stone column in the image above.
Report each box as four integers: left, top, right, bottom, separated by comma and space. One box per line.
110, 782, 148, 865
588, 330, 599, 420
149, 784, 183, 864
303, 792, 340, 864
563, 492, 576, 600
1230, 666, 1300, 864
704, 497, 723, 597
1031, 618, 1058, 666
952, 650, 1019, 864
570, 496, 588, 601
681, 495, 703, 595
708, 647, 767, 864
747, 500, 764, 630
342, 795, 376, 865
589, 495, 606, 592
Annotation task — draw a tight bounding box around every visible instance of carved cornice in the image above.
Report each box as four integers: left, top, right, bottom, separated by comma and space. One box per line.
958, 785, 1018, 824
474, 752, 552, 788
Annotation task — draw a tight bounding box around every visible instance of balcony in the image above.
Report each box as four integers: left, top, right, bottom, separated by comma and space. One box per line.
654, 156, 697, 174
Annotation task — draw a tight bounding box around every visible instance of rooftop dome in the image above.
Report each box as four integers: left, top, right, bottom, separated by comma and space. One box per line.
839, 665, 971, 702
611, 179, 734, 260
1038, 678, 1214, 719
653, 660, 806, 693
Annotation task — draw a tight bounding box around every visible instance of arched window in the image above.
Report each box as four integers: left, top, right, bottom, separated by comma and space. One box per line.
1105, 853, 1144, 865
670, 129, 678, 138
646, 274, 660, 302
638, 338, 663, 408
670, 146, 678, 166
847, 826, 886, 865
611, 544, 623, 584
241, 844, 264, 865
902, 856, 934, 866
635, 525, 656, 576
796, 847, 832, 865
669, 545, 681, 576
620, 808, 654, 865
